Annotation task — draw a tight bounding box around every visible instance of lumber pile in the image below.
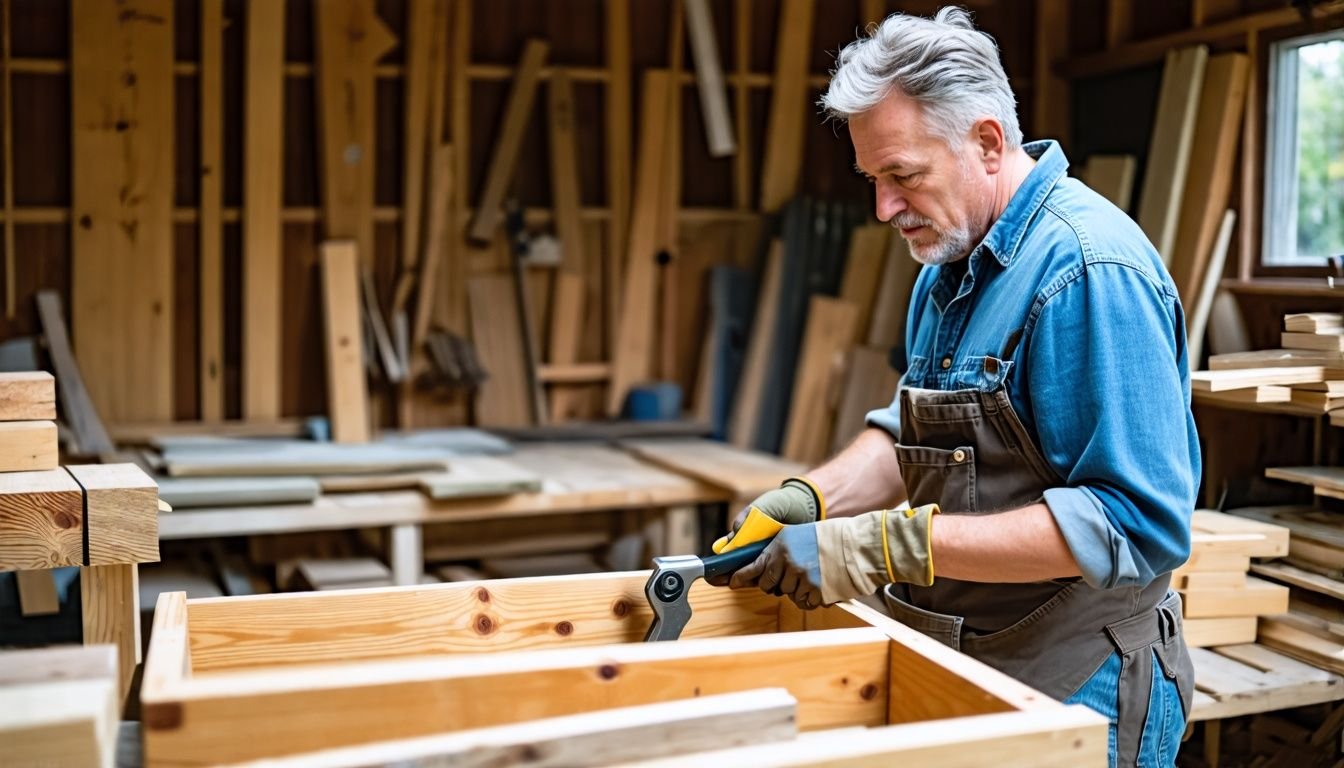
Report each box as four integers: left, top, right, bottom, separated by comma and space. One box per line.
1192, 312, 1344, 413
1176, 510, 1290, 648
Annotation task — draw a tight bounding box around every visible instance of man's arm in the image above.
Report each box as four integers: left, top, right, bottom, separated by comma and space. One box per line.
931, 502, 1082, 582
806, 427, 907, 517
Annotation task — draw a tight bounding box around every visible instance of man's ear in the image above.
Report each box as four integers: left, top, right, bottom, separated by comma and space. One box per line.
974, 119, 1006, 174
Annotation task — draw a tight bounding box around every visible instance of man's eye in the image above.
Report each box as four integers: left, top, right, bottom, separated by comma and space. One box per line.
896, 173, 920, 185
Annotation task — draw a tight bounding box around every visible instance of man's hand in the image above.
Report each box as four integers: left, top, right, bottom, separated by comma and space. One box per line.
729, 525, 824, 609
728, 477, 825, 538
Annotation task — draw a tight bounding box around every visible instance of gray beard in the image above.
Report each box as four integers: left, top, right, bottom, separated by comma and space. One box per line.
898, 223, 974, 266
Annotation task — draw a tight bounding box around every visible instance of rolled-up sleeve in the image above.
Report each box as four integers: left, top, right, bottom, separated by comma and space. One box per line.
1028, 259, 1199, 589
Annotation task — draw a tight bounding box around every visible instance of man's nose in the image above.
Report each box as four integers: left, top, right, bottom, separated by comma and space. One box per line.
876, 181, 907, 222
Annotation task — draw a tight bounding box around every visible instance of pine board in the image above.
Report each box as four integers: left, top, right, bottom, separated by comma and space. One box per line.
468, 274, 533, 427
320, 242, 371, 443
782, 297, 859, 464
67, 463, 160, 567
758, 0, 816, 212
0, 468, 84, 571
0, 371, 54, 421
1137, 45, 1207, 265
198, 0, 225, 422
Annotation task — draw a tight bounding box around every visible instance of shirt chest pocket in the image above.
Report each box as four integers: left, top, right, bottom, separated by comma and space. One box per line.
946, 355, 1015, 393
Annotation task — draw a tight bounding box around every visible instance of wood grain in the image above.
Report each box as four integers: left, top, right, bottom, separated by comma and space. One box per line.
0, 420, 56, 472
839, 226, 891, 345
759, 0, 816, 212
619, 438, 804, 497
320, 242, 371, 443
67, 463, 159, 567
0, 371, 54, 421
782, 298, 859, 464
80, 562, 141, 699
198, 0, 225, 422
1137, 45, 1208, 265
468, 273, 533, 427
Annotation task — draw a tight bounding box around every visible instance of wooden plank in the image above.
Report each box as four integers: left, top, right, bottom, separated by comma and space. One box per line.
33, 291, 112, 454
0, 644, 118, 687
839, 225, 892, 345
759, 0, 816, 212
832, 346, 901, 453
1081, 155, 1136, 209
1210, 348, 1344, 369
466, 40, 549, 243
70, 0, 174, 424
1192, 385, 1292, 405
246, 689, 797, 768
732, 0, 752, 209
0, 420, 56, 472
540, 361, 609, 385
866, 235, 921, 348
1192, 509, 1290, 556
782, 297, 859, 464
1032, 0, 1070, 145
608, 70, 674, 414
199, 0, 225, 422
314, 0, 397, 264
398, 0, 435, 290
1191, 366, 1328, 391
1179, 571, 1247, 590
1282, 331, 1344, 352
161, 442, 449, 478
1169, 53, 1248, 308
0, 371, 54, 420
181, 571, 782, 672
1184, 616, 1259, 647
1136, 45, 1208, 265
1190, 643, 1344, 721
243, 0, 285, 420
0, 677, 118, 768
66, 463, 159, 567
412, 144, 454, 348
468, 274, 533, 427
546, 70, 588, 421
1286, 313, 1343, 333
605, 0, 632, 362
620, 438, 806, 497
142, 628, 890, 764
320, 242, 372, 443
418, 455, 542, 499
1251, 562, 1344, 602
15, 569, 59, 616
1184, 209, 1235, 363
0, 468, 84, 572
1231, 505, 1344, 549
1181, 576, 1289, 618
1258, 616, 1344, 675
684, 0, 736, 157
729, 240, 783, 448
81, 562, 141, 700
156, 476, 321, 509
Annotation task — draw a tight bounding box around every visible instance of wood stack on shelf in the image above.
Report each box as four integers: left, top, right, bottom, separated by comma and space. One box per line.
1175, 510, 1290, 647
1192, 313, 1344, 416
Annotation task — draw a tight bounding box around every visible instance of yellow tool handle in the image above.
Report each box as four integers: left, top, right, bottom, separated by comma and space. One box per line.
712, 506, 785, 554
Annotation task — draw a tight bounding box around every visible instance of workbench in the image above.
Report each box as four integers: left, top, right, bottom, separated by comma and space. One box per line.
155, 441, 804, 585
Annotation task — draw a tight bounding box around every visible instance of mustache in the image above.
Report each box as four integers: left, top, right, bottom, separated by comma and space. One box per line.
891, 213, 934, 230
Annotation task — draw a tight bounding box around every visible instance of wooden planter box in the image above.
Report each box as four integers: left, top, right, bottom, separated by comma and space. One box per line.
141, 572, 1107, 765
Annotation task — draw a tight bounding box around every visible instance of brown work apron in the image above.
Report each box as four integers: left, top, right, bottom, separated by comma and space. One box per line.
883, 377, 1195, 766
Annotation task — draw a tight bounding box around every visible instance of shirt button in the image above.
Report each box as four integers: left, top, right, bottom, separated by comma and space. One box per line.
940, 357, 952, 370
952, 449, 966, 463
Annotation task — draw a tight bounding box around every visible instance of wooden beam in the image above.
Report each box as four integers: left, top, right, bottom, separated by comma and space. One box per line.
865, 235, 920, 348
759, 0, 816, 212
620, 438, 804, 497
142, 628, 890, 764
732, 0, 752, 209
66, 463, 159, 568
314, 0, 398, 264
730, 241, 783, 448
608, 70, 674, 414
466, 40, 550, 243
0, 371, 55, 420
685, 0, 736, 157
15, 569, 59, 616
1137, 45, 1208, 265
320, 242, 371, 443
782, 298, 859, 464
81, 562, 141, 700
546, 72, 589, 421
1033, 0, 1070, 146
34, 291, 113, 455
244, 689, 798, 767
839, 225, 891, 345
0, 471, 83, 570
547, 274, 588, 419
399, 0, 435, 291
198, 0, 225, 422
412, 144, 454, 348
243, 0, 285, 420
468, 274, 534, 427
0, 421, 57, 472
1192, 0, 1240, 26
606, 0, 633, 359
70, 0, 174, 423
1238, 30, 1259, 281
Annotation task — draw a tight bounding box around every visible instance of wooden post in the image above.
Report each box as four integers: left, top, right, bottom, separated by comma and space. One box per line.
389, 523, 423, 587
199, 0, 225, 422
1032, 0, 1070, 147
605, 0, 632, 360
759, 0, 816, 213
81, 563, 141, 702
320, 242, 371, 443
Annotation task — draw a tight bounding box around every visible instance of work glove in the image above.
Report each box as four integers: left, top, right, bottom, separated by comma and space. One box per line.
731, 504, 939, 609
727, 477, 826, 539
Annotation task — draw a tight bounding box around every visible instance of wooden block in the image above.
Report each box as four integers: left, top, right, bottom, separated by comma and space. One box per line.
685, 0, 736, 157
35, 292, 114, 456
468, 274, 533, 427
66, 463, 159, 567
81, 562, 141, 700
0, 371, 55, 421
839, 226, 892, 345
321, 242, 372, 443
314, 0, 398, 264
782, 297, 859, 464
729, 241, 783, 448
1080, 154, 1136, 209
1177, 571, 1246, 590
243, 0, 285, 420
832, 346, 901, 453
15, 569, 60, 616
1286, 313, 1342, 334
1182, 616, 1258, 647
0, 468, 84, 571
0, 420, 57, 472
1210, 348, 1344, 369
1190, 366, 1325, 391
70, 0, 174, 424
1174, 548, 1250, 576
0, 677, 119, 768
867, 235, 921, 348
1169, 53, 1249, 308
1192, 509, 1290, 556
467, 39, 549, 243
241, 689, 797, 768
1137, 45, 1208, 265
607, 70, 674, 415
1181, 576, 1289, 618
1282, 332, 1344, 352
199, 0, 225, 423
758, 0, 816, 212
0, 645, 118, 687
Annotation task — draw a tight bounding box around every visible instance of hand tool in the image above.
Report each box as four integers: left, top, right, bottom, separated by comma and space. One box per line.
642, 507, 784, 642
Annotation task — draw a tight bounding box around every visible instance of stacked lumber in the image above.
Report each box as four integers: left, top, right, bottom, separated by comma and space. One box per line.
1176, 510, 1290, 647
1193, 313, 1344, 413
0, 372, 57, 472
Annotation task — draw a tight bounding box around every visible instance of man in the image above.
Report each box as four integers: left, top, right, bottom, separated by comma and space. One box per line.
726, 8, 1199, 767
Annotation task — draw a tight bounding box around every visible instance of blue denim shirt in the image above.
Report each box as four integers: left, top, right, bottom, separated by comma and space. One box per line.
866, 140, 1200, 590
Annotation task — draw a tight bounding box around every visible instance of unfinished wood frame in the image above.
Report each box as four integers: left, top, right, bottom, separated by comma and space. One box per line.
141, 573, 1102, 765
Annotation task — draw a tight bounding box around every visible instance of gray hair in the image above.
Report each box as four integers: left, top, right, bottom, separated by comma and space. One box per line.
821, 7, 1023, 151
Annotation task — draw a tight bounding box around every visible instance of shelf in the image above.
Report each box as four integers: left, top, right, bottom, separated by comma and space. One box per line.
1193, 390, 1333, 419
1221, 278, 1344, 299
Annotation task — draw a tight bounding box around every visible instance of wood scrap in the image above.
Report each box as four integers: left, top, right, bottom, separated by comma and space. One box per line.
0, 421, 56, 472
0, 372, 54, 421
34, 292, 113, 455
758, 0, 816, 212
243, 0, 286, 420
467, 40, 549, 243
361, 270, 404, 383
684, 0, 736, 157
782, 297, 859, 464
1137, 45, 1207, 265
15, 569, 59, 616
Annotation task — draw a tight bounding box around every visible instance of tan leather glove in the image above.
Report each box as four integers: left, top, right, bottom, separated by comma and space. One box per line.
815, 504, 939, 604
728, 477, 826, 535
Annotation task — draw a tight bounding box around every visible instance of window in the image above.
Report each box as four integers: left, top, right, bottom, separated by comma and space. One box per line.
1263, 29, 1344, 266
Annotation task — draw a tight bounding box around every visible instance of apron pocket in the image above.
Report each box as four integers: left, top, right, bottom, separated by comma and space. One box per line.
895, 444, 977, 512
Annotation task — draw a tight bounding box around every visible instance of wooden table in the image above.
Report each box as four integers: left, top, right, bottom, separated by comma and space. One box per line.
156, 441, 804, 585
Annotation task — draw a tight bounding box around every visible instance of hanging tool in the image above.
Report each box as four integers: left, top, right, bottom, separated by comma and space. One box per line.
643, 507, 785, 641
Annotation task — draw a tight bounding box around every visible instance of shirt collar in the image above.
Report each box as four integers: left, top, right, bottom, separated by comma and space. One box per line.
978, 140, 1069, 268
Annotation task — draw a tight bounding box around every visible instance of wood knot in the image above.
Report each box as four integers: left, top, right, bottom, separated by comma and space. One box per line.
554, 621, 573, 636
53, 511, 80, 530
597, 664, 619, 680
611, 599, 629, 617
114, 119, 131, 132
78, 215, 93, 230
859, 683, 880, 701
474, 587, 490, 603
142, 702, 183, 730
472, 614, 494, 635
